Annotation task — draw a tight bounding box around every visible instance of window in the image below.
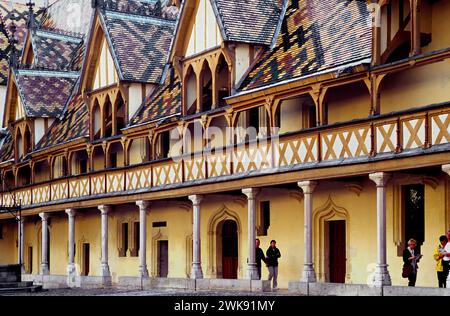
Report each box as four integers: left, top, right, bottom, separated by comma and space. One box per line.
79, 159, 87, 174
119, 223, 129, 257
109, 152, 117, 169
403, 184, 425, 253
258, 201, 271, 236
131, 222, 139, 257
152, 221, 167, 228
156, 132, 170, 159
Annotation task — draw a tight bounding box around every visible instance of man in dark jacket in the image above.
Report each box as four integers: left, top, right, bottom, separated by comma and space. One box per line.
255, 239, 267, 280
266, 240, 281, 290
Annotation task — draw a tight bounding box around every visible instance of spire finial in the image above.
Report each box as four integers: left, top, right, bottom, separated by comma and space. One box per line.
26, 0, 36, 29
8, 22, 18, 68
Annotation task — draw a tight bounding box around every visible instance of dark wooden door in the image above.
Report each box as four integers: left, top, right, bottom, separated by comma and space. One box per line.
158, 240, 169, 278
222, 220, 238, 279
329, 221, 346, 283
83, 243, 90, 276
28, 246, 33, 274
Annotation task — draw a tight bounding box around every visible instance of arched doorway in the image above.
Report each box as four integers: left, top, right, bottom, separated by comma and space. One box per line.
221, 220, 238, 279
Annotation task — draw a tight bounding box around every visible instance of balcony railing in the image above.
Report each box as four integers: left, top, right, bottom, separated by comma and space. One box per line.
1, 104, 450, 208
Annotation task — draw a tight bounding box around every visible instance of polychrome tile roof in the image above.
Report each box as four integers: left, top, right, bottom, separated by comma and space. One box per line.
240, 0, 372, 91
211, 0, 284, 46
14, 69, 78, 118
101, 9, 176, 83
130, 67, 181, 126
31, 29, 83, 71
0, 129, 13, 162
35, 94, 88, 150
36, 95, 89, 150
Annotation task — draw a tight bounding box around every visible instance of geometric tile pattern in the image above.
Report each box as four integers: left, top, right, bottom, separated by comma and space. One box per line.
130, 67, 181, 126
211, 0, 283, 46
0, 129, 13, 163
240, 0, 372, 91
101, 9, 175, 83
36, 94, 89, 150
14, 70, 78, 117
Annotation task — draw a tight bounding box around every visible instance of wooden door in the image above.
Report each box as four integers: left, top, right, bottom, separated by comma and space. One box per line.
158, 240, 169, 278
329, 220, 346, 283
222, 220, 238, 279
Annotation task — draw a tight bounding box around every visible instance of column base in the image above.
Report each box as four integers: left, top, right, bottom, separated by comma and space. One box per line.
300, 264, 317, 283
246, 264, 259, 280
41, 264, 49, 276
101, 264, 110, 278
190, 263, 204, 279
372, 264, 391, 287
139, 265, 149, 279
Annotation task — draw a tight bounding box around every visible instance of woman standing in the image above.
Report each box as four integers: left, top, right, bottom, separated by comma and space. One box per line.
403, 239, 422, 287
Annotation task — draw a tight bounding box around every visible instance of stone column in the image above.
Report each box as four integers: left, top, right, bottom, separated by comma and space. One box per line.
136, 201, 150, 278
242, 188, 260, 280
18, 216, 25, 273
298, 181, 318, 283
39, 212, 49, 275
98, 205, 111, 279
66, 209, 76, 281
188, 195, 204, 279
369, 172, 392, 287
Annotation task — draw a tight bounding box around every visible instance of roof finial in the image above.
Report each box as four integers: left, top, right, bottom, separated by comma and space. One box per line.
26, 0, 36, 29
8, 22, 18, 68
91, 0, 104, 9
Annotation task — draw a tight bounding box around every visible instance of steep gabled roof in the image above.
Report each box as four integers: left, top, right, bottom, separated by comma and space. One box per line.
30, 28, 83, 71
35, 94, 88, 151
129, 67, 181, 127
100, 9, 176, 83
239, 0, 372, 92
0, 128, 13, 162
210, 0, 284, 46
14, 68, 78, 118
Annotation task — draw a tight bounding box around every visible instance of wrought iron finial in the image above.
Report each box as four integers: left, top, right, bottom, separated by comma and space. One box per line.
26, 0, 37, 29
8, 22, 18, 68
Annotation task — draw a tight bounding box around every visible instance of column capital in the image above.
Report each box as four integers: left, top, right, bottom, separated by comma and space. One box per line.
136, 200, 151, 210
188, 195, 204, 206
98, 205, 112, 215
39, 212, 49, 221
298, 181, 318, 194
369, 172, 391, 187
242, 188, 260, 200
65, 209, 76, 217
442, 165, 450, 177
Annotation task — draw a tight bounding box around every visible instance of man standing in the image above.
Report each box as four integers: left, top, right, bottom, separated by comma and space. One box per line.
255, 239, 266, 280
266, 240, 281, 290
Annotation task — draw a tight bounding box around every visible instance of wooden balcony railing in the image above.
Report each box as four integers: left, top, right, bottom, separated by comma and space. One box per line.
1, 104, 450, 208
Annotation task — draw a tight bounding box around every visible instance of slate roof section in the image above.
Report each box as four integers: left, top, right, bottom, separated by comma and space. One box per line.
14, 69, 78, 118
240, 0, 372, 92
100, 9, 176, 83
130, 67, 181, 126
211, 0, 283, 46
31, 29, 83, 71
0, 129, 13, 162
35, 94, 88, 150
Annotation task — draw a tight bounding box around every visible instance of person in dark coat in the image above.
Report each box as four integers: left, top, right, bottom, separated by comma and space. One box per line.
403, 239, 422, 287
255, 239, 267, 280
266, 240, 281, 290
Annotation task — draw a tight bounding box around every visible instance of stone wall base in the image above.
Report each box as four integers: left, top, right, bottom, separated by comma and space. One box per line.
289, 281, 450, 296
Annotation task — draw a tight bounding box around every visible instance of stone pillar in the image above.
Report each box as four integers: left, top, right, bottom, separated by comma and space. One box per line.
369, 172, 392, 287
188, 195, 204, 279
18, 216, 25, 273
66, 209, 76, 282
98, 205, 111, 279
136, 201, 150, 278
39, 212, 49, 275
298, 181, 318, 283
242, 188, 260, 280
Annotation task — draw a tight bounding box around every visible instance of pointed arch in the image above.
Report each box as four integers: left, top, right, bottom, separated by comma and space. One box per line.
313, 196, 351, 283
206, 205, 242, 279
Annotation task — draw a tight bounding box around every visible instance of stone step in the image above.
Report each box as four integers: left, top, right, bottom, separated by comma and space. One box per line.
0, 282, 33, 288
0, 285, 43, 294
0, 276, 20, 283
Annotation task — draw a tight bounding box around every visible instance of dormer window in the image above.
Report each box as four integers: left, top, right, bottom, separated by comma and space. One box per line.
15, 125, 33, 160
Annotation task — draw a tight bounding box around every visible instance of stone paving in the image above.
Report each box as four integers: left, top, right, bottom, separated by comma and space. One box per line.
1, 287, 296, 296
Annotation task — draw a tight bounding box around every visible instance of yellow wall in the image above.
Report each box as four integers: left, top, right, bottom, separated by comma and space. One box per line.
381, 60, 450, 114
327, 82, 370, 124
0, 221, 17, 264
423, 1, 450, 53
